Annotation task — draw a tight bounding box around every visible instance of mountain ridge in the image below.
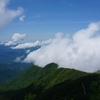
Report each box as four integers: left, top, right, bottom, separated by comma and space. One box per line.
0, 63, 100, 100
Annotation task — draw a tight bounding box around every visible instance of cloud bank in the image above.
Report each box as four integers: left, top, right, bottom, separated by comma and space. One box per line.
12, 41, 41, 49
0, 0, 24, 30
12, 39, 52, 49
23, 22, 100, 72
5, 33, 26, 46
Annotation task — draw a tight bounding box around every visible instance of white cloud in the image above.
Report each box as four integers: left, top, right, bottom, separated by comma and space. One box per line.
23, 22, 100, 72
0, 0, 24, 30
12, 39, 52, 49
73, 22, 100, 42
5, 33, 26, 46
19, 15, 25, 22
12, 33, 26, 42
42, 39, 52, 45
15, 56, 24, 62
26, 50, 31, 54
12, 40, 41, 49
5, 40, 16, 46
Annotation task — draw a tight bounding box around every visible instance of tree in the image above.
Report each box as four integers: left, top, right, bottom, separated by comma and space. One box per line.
24, 93, 36, 100
90, 81, 100, 100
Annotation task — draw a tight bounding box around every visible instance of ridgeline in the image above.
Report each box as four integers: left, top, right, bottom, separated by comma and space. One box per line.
0, 63, 100, 100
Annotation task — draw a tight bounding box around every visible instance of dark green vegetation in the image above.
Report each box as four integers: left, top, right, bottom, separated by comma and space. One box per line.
0, 44, 39, 84
0, 63, 32, 84
0, 63, 100, 100
0, 45, 40, 63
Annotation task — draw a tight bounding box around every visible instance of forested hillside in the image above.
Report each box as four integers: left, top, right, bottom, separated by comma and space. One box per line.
0, 63, 32, 84
0, 63, 100, 100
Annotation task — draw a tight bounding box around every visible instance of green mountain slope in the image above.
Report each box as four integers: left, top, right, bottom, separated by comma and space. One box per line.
0, 63, 100, 100
0, 63, 31, 84
0, 63, 87, 90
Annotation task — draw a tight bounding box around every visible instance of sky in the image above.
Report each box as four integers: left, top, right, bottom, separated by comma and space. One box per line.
1, 0, 100, 72
0, 0, 100, 42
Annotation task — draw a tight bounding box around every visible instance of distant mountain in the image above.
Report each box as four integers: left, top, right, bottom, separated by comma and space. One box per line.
1, 63, 88, 90
0, 44, 39, 84
0, 63, 32, 84
1, 63, 99, 100
0, 44, 40, 63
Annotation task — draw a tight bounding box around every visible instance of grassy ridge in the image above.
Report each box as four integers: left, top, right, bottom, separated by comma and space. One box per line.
0, 63, 100, 100
1, 63, 87, 90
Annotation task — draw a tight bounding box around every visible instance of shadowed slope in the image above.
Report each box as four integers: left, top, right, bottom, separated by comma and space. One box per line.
1, 63, 97, 100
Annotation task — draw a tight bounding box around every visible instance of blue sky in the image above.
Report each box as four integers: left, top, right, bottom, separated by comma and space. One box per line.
1, 0, 100, 72
0, 0, 100, 42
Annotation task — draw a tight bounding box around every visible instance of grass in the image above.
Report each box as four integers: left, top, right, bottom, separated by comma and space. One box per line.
0, 63, 100, 100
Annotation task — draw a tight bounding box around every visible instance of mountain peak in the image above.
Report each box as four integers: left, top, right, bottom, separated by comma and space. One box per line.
44, 62, 58, 69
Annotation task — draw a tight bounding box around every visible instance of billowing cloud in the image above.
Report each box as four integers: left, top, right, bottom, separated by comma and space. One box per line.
12, 39, 52, 49
23, 22, 100, 72
19, 15, 25, 22
12, 33, 26, 42
5, 40, 16, 46
42, 39, 52, 45
12, 41, 41, 49
5, 33, 26, 46
0, 0, 24, 30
